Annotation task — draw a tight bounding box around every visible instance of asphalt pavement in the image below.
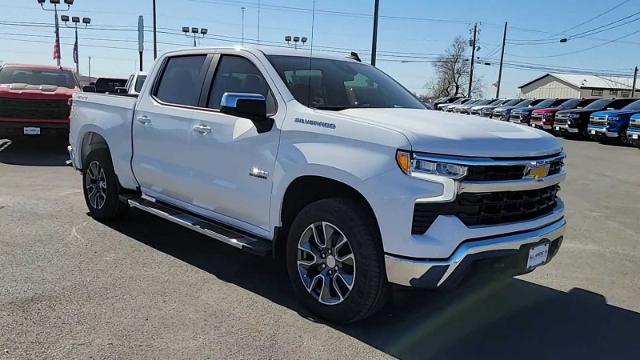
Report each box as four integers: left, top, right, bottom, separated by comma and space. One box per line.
1, 135, 639, 360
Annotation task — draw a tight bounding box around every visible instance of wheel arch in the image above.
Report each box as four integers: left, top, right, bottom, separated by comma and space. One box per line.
273, 175, 381, 260
80, 131, 110, 170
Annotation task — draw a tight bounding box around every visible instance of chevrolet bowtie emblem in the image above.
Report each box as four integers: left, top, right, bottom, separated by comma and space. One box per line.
525, 163, 550, 180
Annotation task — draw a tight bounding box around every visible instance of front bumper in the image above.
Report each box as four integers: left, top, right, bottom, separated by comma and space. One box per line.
627, 129, 640, 145
554, 124, 579, 133
385, 217, 565, 288
530, 122, 553, 130
588, 127, 618, 138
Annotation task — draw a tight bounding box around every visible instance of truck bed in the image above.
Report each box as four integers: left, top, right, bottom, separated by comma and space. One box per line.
69, 92, 138, 190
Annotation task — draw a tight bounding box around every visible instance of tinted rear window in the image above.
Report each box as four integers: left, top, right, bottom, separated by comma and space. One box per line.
155, 55, 207, 106
0, 67, 78, 88
134, 75, 147, 93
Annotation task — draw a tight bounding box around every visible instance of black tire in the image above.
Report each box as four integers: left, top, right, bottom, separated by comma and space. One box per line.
285, 198, 389, 324
82, 148, 128, 220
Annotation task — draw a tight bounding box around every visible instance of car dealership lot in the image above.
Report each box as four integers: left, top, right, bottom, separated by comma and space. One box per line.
1, 137, 639, 360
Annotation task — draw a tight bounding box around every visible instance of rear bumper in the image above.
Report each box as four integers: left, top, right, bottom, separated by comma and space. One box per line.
385, 217, 565, 288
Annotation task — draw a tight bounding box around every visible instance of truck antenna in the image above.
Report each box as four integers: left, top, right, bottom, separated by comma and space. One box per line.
306, 0, 316, 108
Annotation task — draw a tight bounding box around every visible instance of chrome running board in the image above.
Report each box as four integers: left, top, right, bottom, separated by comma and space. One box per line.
128, 197, 272, 256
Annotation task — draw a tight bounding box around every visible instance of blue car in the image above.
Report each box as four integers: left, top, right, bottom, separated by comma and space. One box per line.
588, 99, 640, 145
627, 113, 640, 148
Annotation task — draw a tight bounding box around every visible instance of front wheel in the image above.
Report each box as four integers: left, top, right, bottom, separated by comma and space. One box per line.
82, 148, 128, 220
286, 198, 389, 324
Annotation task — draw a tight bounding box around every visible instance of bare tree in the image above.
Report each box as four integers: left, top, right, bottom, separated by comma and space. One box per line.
426, 36, 483, 98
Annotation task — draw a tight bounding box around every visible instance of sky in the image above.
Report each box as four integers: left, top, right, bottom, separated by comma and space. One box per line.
1, 0, 639, 97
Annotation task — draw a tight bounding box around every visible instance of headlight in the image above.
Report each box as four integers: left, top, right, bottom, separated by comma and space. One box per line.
396, 151, 468, 180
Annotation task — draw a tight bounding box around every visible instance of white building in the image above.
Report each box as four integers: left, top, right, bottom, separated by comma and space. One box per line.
519, 73, 639, 99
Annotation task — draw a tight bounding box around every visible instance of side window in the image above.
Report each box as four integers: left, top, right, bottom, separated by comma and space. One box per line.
208, 56, 276, 115
155, 55, 207, 106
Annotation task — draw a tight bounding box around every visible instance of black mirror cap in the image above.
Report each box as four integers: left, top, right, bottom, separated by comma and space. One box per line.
82, 85, 96, 92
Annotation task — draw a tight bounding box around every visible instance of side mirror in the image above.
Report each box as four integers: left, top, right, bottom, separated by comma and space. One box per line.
114, 87, 128, 94
82, 85, 96, 92
220, 92, 273, 133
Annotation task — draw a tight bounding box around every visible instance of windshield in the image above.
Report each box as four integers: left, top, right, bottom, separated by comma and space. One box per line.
583, 98, 612, 110
0, 67, 78, 88
134, 75, 147, 93
533, 99, 558, 109
503, 99, 522, 106
267, 55, 425, 110
559, 99, 580, 109
622, 99, 640, 111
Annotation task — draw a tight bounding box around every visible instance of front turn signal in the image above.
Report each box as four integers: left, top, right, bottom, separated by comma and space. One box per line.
396, 150, 411, 174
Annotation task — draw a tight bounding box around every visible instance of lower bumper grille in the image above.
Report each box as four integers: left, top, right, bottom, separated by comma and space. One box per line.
0, 98, 70, 120
412, 185, 559, 234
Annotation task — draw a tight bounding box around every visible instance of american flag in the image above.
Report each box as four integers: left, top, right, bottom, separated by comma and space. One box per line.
73, 38, 78, 64
53, 15, 60, 60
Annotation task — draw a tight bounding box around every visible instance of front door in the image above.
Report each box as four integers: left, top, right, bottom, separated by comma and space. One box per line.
187, 53, 281, 235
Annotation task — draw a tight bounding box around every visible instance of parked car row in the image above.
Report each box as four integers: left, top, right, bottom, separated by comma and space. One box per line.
433, 95, 640, 149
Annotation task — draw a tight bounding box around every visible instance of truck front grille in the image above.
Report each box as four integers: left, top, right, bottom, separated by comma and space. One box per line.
531, 114, 543, 123
412, 185, 559, 234
590, 116, 608, 126
555, 115, 569, 126
629, 122, 640, 131
0, 98, 70, 120
465, 158, 563, 181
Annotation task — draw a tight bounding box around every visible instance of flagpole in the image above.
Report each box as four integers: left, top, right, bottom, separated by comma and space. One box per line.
74, 22, 79, 75
54, 4, 61, 66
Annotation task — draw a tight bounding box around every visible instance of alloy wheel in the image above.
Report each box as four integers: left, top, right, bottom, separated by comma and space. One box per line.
296, 222, 356, 305
85, 161, 107, 209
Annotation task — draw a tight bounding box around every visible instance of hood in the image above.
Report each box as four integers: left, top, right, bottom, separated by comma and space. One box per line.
557, 108, 595, 116
333, 108, 562, 158
512, 107, 535, 114
592, 110, 640, 118
532, 107, 560, 114
495, 105, 523, 112
0, 83, 77, 99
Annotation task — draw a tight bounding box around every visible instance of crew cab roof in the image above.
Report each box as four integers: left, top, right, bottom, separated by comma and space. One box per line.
160, 46, 361, 63
1, 63, 75, 72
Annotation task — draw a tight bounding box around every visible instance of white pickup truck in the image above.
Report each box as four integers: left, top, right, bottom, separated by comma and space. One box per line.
68, 47, 567, 323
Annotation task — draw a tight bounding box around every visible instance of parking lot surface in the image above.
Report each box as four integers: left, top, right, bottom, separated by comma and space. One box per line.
1, 137, 639, 360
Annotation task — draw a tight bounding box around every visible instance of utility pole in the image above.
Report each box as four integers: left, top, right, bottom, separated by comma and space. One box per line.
496, 22, 507, 99
370, 0, 380, 66
152, 0, 158, 59
633, 66, 638, 97
468, 23, 478, 98
241, 7, 246, 45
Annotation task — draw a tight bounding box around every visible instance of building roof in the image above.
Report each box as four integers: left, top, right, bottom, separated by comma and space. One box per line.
519, 73, 639, 90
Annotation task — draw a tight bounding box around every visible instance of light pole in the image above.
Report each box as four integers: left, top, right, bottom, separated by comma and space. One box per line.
152, 0, 158, 59
182, 26, 207, 47
61, 15, 90, 75
241, 7, 246, 45
285, 35, 307, 49
37, 0, 74, 67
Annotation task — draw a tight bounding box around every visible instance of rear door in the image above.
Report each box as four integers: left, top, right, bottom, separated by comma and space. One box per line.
132, 53, 212, 204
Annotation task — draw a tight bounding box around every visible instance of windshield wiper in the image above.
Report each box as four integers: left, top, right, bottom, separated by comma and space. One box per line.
313, 105, 349, 111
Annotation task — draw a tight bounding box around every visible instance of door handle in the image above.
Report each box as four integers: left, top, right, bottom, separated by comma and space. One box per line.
192, 124, 212, 134
136, 115, 151, 125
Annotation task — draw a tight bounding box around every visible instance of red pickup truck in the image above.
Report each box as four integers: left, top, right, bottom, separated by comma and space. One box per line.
0, 64, 79, 137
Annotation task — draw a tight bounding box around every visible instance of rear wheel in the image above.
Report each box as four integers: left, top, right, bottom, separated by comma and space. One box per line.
286, 198, 389, 324
82, 148, 128, 220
